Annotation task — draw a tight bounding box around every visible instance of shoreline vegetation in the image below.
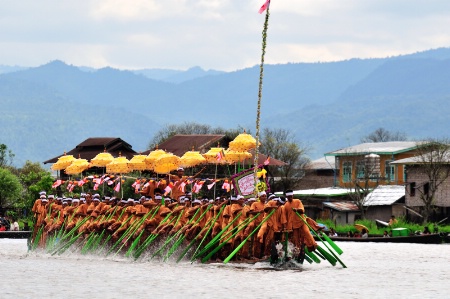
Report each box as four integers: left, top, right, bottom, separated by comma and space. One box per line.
318, 218, 450, 236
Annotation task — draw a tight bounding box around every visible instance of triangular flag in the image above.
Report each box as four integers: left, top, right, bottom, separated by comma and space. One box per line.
259, 0, 270, 14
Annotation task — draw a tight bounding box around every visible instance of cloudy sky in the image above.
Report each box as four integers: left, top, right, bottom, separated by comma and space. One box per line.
1, 0, 450, 71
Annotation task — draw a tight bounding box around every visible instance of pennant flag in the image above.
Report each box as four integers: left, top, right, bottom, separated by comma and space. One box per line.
52, 180, 63, 188
216, 149, 225, 161
134, 182, 141, 194
114, 182, 121, 192
93, 183, 99, 191
264, 156, 271, 165
179, 181, 187, 193
107, 180, 114, 186
222, 180, 230, 192
68, 184, 75, 192
131, 179, 139, 188
66, 182, 73, 191
258, 0, 270, 14
78, 179, 87, 187
164, 182, 174, 196
193, 181, 205, 193
207, 180, 216, 190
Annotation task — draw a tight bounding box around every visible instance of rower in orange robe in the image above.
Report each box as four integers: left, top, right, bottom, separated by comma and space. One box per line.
280, 190, 317, 252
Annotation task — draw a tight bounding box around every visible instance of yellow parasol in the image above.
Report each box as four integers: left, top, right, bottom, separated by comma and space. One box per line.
128, 154, 148, 171
145, 149, 167, 170
153, 152, 181, 174
90, 150, 114, 167
65, 158, 90, 175
106, 155, 131, 174
228, 132, 257, 152
224, 149, 252, 164
354, 224, 370, 233
51, 152, 75, 171
202, 147, 227, 164
180, 150, 206, 168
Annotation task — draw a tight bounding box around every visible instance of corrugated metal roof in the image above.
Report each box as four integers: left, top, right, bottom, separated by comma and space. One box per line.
323, 201, 360, 212
391, 153, 450, 165
306, 156, 335, 170
275, 187, 355, 197
325, 141, 419, 156
364, 185, 405, 206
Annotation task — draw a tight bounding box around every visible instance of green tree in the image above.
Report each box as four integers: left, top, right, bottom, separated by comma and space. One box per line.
260, 128, 310, 192
360, 127, 408, 143
0, 167, 23, 209
15, 161, 53, 211
0, 143, 15, 168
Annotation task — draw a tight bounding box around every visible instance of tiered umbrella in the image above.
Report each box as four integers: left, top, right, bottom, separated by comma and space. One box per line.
224, 149, 252, 164
65, 158, 90, 175
106, 155, 131, 174
145, 149, 167, 170
153, 152, 181, 174
202, 147, 227, 164
228, 132, 257, 152
128, 154, 148, 171
90, 150, 114, 167
51, 152, 75, 171
180, 150, 206, 168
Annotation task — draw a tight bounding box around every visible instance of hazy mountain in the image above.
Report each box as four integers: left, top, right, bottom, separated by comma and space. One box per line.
1, 48, 450, 166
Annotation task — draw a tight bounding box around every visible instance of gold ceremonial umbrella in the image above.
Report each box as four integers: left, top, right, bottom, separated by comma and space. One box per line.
224, 149, 252, 164
90, 150, 114, 167
202, 147, 227, 164
354, 224, 370, 233
153, 152, 181, 174
51, 152, 75, 171
128, 154, 148, 171
145, 149, 167, 170
106, 155, 131, 174
228, 132, 257, 152
65, 158, 90, 175
180, 150, 206, 168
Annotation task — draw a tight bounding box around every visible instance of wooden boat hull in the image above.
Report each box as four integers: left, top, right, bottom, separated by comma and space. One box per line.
314, 233, 443, 244
0, 231, 32, 239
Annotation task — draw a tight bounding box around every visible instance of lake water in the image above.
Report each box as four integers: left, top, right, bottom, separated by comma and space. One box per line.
0, 239, 449, 299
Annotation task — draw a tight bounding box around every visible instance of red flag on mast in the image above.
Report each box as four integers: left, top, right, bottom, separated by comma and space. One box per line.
259, 0, 270, 14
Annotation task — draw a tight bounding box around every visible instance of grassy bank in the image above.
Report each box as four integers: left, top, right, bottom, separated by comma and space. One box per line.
317, 218, 450, 236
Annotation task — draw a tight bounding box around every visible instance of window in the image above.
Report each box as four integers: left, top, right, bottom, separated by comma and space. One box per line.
385, 160, 395, 182
409, 182, 416, 196
343, 161, 352, 183
356, 161, 365, 179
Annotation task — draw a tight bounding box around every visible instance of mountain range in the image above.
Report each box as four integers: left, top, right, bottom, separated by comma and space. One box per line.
2, 47, 450, 167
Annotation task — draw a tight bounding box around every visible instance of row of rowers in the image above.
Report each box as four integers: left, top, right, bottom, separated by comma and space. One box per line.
34, 190, 289, 207
33, 189, 320, 256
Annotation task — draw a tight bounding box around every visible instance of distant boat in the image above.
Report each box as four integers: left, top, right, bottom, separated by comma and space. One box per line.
0, 231, 32, 239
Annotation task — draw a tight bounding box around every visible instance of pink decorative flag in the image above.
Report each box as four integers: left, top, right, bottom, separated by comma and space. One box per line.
52, 180, 62, 188
264, 156, 271, 165
207, 180, 216, 190
259, 0, 270, 14
114, 182, 121, 192
216, 149, 225, 161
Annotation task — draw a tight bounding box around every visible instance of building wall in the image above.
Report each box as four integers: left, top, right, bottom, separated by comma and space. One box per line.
295, 169, 336, 190
405, 166, 450, 207
337, 151, 417, 188
365, 205, 405, 222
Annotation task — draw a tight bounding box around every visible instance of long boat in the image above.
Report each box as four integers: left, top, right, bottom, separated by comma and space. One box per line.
315, 233, 443, 244
0, 231, 32, 239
